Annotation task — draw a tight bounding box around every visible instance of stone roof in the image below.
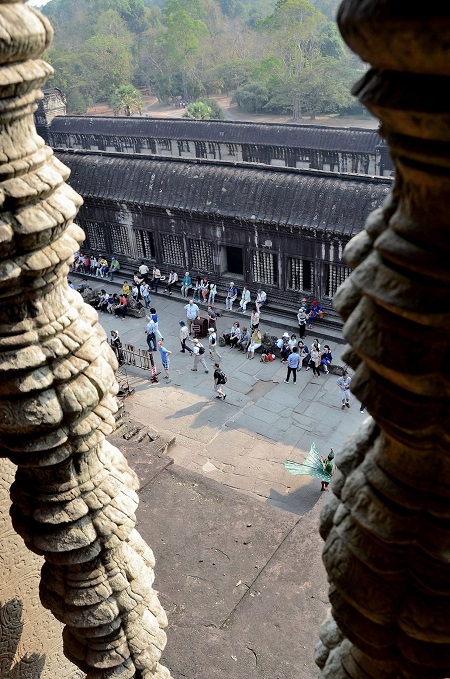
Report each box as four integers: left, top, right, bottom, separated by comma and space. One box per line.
56, 151, 392, 237
50, 116, 382, 154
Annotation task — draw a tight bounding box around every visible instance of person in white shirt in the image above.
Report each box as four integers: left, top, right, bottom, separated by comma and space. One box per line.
207, 282, 217, 305
191, 338, 209, 372
256, 289, 267, 311
165, 270, 178, 295
139, 261, 149, 281
184, 299, 200, 334
151, 266, 161, 293
337, 371, 352, 409
208, 328, 222, 360
225, 282, 238, 310
90, 256, 98, 276
238, 286, 251, 313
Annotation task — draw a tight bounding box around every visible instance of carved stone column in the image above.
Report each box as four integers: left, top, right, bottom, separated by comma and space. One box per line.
0, 2, 170, 677
317, 2, 450, 678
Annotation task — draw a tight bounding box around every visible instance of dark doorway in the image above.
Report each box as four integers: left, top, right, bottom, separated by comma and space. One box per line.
226, 246, 243, 275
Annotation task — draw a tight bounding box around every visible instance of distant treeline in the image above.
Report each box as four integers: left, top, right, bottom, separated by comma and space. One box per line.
42, 0, 365, 118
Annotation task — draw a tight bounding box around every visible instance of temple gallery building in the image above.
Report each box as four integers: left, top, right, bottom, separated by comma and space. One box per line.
56, 149, 392, 306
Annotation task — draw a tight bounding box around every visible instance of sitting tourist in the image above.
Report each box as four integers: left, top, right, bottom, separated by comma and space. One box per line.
320, 345, 333, 375
229, 321, 242, 348
247, 328, 262, 360
238, 327, 251, 352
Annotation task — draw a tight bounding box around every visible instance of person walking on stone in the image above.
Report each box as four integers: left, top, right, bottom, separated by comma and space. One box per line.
151, 265, 161, 293
148, 308, 163, 340
184, 299, 200, 334
145, 316, 157, 352
213, 363, 227, 400
208, 327, 222, 360
284, 346, 300, 383
337, 371, 352, 409
157, 340, 172, 382
191, 338, 209, 373
250, 306, 260, 331
179, 321, 193, 354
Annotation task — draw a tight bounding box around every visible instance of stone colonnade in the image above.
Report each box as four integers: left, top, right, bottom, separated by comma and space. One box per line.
316, 2, 450, 678
0, 2, 170, 677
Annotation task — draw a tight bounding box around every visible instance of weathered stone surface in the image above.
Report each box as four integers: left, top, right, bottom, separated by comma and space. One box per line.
318, 2, 450, 677
0, 2, 170, 677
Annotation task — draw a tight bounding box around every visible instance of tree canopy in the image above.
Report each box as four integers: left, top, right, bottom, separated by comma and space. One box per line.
42, 0, 364, 118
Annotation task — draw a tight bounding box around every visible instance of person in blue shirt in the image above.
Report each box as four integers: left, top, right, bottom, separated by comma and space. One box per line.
320, 345, 333, 375
181, 272, 192, 298
157, 340, 172, 382
284, 347, 300, 383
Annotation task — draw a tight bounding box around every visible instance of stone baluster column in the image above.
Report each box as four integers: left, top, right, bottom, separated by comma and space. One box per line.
0, 2, 170, 677
316, 2, 450, 678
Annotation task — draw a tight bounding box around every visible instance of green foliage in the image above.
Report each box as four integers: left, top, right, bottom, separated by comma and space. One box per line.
43, 0, 360, 120
109, 85, 144, 115
183, 101, 212, 119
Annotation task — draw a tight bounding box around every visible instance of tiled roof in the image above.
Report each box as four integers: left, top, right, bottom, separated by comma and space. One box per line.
50, 116, 381, 154
57, 151, 392, 237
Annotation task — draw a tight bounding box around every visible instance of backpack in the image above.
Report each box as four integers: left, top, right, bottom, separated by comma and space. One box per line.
218, 370, 227, 384
198, 345, 205, 355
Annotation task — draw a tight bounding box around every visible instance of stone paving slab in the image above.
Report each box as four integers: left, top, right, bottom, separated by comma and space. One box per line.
137, 465, 328, 679
97, 297, 364, 509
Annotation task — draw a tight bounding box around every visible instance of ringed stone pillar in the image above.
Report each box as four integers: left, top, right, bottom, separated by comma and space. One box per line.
316, 2, 450, 678
0, 2, 170, 677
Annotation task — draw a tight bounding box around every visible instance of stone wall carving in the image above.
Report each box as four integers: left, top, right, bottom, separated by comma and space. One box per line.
0, 3, 170, 678
317, 2, 450, 677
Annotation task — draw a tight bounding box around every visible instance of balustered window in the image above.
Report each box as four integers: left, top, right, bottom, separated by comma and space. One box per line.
287, 257, 313, 292
162, 234, 185, 266
251, 251, 278, 286
80, 220, 107, 251
325, 263, 352, 297
190, 239, 212, 271
135, 229, 155, 259
157, 138, 171, 152
178, 140, 190, 153
110, 224, 130, 255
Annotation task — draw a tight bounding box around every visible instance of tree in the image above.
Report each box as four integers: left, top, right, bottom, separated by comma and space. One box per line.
183, 101, 212, 119
232, 81, 270, 113
109, 85, 144, 115
297, 56, 355, 118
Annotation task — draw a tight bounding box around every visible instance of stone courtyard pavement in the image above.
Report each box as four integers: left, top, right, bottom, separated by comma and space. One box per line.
99, 293, 364, 515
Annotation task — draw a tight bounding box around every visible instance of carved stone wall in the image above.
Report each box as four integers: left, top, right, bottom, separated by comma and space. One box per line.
0, 458, 84, 679
317, 2, 450, 678
0, 2, 170, 678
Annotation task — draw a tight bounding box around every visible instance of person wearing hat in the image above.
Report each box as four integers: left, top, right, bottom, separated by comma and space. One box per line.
179, 320, 193, 354
225, 282, 238, 311
297, 306, 308, 339
208, 327, 222, 361
191, 338, 209, 373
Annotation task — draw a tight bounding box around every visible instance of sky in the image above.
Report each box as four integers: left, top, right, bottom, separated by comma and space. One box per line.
28, 0, 49, 6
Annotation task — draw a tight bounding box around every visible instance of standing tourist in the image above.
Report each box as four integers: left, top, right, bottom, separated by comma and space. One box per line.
208, 327, 222, 361
298, 341, 310, 370
157, 340, 172, 382
191, 338, 209, 373
140, 281, 151, 308
184, 299, 200, 334
308, 342, 321, 377
207, 282, 217, 305
151, 266, 161, 293
337, 371, 352, 409
179, 321, 193, 354
90, 255, 98, 276
149, 308, 163, 340
145, 316, 157, 352
297, 307, 308, 339
139, 261, 149, 282
284, 347, 300, 383
110, 330, 124, 365
207, 305, 217, 330
181, 272, 192, 298
213, 363, 227, 400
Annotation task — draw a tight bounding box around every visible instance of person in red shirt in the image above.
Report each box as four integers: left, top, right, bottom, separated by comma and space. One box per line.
114, 295, 128, 319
